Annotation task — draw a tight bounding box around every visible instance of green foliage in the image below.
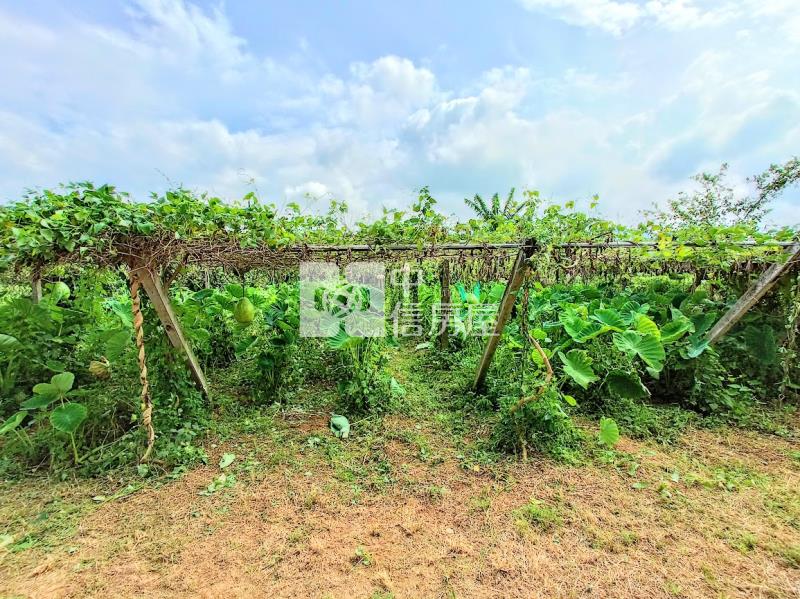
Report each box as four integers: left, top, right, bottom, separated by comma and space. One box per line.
558, 350, 598, 389
606, 371, 649, 400
493, 389, 584, 462
598, 417, 620, 447
0, 166, 797, 478
513, 498, 562, 533
50, 403, 88, 434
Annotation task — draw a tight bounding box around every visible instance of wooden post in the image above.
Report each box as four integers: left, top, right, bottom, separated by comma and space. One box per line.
473, 239, 537, 391
132, 266, 210, 397
439, 260, 451, 350
706, 243, 800, 345
31, 275, 42, 304
410, 266, 420, 333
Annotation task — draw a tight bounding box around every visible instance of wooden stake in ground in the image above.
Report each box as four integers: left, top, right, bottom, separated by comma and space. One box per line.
439, 260, 451, 350
132, 266, 210, 397
31, 274, 42, 304
473, 239, 537, 391
706, 243, 800, 345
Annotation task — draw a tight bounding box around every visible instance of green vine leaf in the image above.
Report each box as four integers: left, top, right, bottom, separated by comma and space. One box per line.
598, 417, 620, 447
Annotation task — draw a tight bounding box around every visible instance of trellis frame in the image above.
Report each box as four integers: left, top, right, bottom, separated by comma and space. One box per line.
29, 238, 798, 401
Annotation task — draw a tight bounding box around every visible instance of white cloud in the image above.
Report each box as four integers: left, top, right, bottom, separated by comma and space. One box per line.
517, 0, 741, 35
517, 0, 642, 36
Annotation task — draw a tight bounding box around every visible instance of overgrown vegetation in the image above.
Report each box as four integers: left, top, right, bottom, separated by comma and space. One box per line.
0, 157, 798, 478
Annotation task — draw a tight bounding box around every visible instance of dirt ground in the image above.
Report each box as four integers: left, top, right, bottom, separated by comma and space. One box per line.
1, 406, 799, 599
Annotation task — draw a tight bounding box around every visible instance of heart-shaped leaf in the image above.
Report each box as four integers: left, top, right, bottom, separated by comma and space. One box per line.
50, 403, 87, 434
591, 308, 625, 331
598, 417, 620, 447
558, 350, 599, 389
660, 319, 694, 343
613, 331, 665, 372
606, 370, 649, 399
560, 312, 608, 343
51, 372, 75, 394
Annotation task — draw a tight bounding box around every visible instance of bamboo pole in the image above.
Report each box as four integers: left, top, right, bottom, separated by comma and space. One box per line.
31, 275, 42, 304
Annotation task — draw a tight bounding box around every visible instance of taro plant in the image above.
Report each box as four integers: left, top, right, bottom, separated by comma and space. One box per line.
21, 372, 87, 464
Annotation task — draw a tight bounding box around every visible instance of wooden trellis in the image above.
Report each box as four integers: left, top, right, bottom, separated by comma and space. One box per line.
26, 237, 794, 461
104, 239, 799, 402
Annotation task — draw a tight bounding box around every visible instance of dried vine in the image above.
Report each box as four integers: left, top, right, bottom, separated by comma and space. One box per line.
130, 273, 155, 461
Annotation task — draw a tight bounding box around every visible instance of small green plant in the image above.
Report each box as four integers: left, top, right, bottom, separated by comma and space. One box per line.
199, 473, 236, 496
512, 498, 562, 534
597, 417, 620, 448
352, 545, 373, 567
20, 372, 87, 464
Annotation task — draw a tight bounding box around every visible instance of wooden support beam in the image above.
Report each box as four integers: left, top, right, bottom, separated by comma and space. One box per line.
439, 260, 451, 350
706, 243, 800, 345
132, 266, 210, 397
473, 239, 537, 391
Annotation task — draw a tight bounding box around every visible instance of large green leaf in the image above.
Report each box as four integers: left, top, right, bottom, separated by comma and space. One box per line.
684, 337, 709, 359
612, 331, 666, 372
690, 312, 717, 337
606, 370, 649, 399
21, 394, 59, 410
743, 325, 777, 365
598, 417, 620, 447
104, 329, 131, 360
558, 350, 599, 389
51, 372, 74, 394
634, 314, 660, 339
32, 382, 58, 397
660, 319, 694, 343
327, 328, 362, 350
591, 308, 626, 331
0, 334, 21, 352
560, 312, 608, 343
50, 403, 87, 434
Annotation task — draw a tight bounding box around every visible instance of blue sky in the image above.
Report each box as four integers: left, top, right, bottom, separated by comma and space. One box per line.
1, 0, 798, 225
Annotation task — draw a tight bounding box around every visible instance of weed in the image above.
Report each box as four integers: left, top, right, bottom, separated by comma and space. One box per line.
512, 498, 562, 534
352, 545, 373, 567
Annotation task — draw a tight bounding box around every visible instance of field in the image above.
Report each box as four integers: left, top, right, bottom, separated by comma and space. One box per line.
2, 349, 799, 599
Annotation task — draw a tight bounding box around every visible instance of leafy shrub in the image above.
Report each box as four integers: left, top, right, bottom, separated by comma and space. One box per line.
493, 389, 584, 462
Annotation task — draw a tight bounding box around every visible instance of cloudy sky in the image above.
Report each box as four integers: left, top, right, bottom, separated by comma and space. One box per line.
1, 0, 798, 225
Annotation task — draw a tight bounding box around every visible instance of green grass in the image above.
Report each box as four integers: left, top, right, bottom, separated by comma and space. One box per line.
512, 498, 562, 534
